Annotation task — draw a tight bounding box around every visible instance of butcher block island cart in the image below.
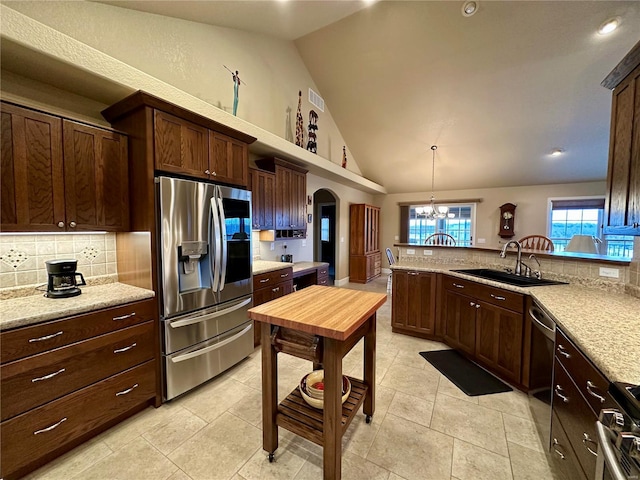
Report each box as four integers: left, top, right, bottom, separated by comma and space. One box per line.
248, 285, 387, 480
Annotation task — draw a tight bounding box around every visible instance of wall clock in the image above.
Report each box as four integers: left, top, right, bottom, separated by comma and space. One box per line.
499, 203, 516, 238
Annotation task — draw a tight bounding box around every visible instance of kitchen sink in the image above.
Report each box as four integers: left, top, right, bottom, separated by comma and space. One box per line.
450, 269, 568, 287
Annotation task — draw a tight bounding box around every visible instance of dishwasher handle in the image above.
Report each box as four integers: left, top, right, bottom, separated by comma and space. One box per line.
529, 305, 555, 341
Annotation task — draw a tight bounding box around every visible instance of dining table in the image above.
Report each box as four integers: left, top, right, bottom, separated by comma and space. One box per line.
248, 285, 387, 480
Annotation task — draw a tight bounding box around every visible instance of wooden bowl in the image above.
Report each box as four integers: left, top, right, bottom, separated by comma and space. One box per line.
299, 370, 351, 409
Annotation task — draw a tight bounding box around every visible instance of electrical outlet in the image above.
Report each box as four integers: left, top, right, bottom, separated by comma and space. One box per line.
423, 250, 433, 256
394, 235, 399, 241
407, 249, 415, 255
599, 267, 619, 278
270, 243, 274, 251
302, 240, 306, 247
477, 238, 486, 244
340, 237, 344, 243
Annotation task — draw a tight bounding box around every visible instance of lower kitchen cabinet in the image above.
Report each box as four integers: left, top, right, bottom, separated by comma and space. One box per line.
0, 299, 158, 480
550, 327, 614, 480
391, 269, 437, 338
441, 275, 524, 385
550, 411, 587, 480
252, 267, 294, 346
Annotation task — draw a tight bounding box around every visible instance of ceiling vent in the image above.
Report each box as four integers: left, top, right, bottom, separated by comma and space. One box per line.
308, 88, 325, 112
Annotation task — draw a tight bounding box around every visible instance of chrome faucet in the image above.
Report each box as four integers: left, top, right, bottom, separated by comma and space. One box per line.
500, 240, 523, 275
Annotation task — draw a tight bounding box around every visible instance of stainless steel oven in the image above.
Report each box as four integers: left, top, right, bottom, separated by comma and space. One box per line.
595, 383, 640, 480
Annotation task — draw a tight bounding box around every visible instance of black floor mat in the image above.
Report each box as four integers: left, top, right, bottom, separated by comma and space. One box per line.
420, 349, 512, 396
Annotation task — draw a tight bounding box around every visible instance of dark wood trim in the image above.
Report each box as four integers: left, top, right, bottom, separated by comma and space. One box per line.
601, 39, 640, 90
255, 156, 308, 174
101, 90, 257, 144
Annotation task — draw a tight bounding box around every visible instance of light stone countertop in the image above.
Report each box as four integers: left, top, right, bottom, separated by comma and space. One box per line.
253, 260, 329, 276
392, 262, 640, 385
0, 283, 155, 331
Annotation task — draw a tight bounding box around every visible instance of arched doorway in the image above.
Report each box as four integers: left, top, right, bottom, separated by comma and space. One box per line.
313, 189, 337, 284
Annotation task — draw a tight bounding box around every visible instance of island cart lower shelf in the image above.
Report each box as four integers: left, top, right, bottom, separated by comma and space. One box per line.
277, 377, 368, 446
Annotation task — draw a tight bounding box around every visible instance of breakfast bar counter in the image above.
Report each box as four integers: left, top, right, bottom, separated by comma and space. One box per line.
248, 285, 387, 480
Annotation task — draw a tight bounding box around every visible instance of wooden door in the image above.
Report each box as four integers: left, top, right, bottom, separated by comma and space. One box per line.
604, 63, 640, 234
442, 290, 476, 355
249, 168, 275, 230
154, 110, 208, 179
1, 103, 65, 232
209, 132, 248, 187
275, 164, 292, 229
475, 301, 523, 383
62, 121, 129, 231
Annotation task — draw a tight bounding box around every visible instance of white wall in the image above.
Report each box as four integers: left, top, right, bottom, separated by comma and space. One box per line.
3, 1, 362, 174
377, 181, 606, 264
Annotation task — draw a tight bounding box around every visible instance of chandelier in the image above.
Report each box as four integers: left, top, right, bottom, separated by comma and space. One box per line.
415, 145, 450, 220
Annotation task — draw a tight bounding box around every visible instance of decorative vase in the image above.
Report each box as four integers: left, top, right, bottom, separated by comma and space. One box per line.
295, 91, 304, 147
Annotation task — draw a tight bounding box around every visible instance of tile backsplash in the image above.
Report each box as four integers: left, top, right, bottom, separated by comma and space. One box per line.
0, 233, 117, 289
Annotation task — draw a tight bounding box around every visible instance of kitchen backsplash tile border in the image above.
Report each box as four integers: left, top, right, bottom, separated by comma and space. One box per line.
0, 233, 118, 290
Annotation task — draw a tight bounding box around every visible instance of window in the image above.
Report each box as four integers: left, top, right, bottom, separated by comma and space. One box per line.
548, 198, 633, 258
406, 204, 475, 246
321, 217, 330, 242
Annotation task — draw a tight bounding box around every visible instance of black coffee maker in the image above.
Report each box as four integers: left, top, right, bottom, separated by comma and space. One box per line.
45, 259, 86, 298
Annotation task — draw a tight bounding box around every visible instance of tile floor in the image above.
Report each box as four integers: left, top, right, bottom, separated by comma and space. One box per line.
25, 278, 564, 480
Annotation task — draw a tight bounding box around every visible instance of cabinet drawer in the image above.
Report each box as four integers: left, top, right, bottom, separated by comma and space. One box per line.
552, 359, 602, 479
1, 321, 154, 421
443, 275, 523, 313
1, 299, 155, 364
253, 267, 293, 289
555, 328, 611, 416
550, 411, 588, 480
317, 266, 329, 286
1, 361, 155, 479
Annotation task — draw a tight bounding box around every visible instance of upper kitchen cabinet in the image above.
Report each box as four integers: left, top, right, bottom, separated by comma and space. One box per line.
602, 41, 640, 235
1, 102, 129, 232
249, 167, 275, 230
255, 157, 308, 237
154, 110, 208, 179
103, 91, 256, 189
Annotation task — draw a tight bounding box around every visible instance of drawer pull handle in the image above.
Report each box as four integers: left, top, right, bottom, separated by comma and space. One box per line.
32, 368, 66, 383
586, 381, 606, 403
272, 287, 280, 293
280, 273, 289, 278
34, 417, 67, 435
582, 433, 598, 456
113, 312, 136, 321
557, 344, 571, 358
116, 383, 139, 397
490, 294, 506, 301
29, 331, 63, 343
554, 385, 569, 403
552, 438, 566, 459
320, 270, 327, 274
259, 278, 270, 283
453, 283, 464, 288
114, 342, 137, 354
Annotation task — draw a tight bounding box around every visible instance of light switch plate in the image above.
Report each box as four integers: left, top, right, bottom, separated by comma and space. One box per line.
599, 267, 619, 278
407, 249, 415, 255
423, 250, 433, 255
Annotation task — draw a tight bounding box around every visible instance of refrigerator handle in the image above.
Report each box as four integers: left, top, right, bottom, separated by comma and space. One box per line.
217, 188, 228, 290
210, 196, 222, 291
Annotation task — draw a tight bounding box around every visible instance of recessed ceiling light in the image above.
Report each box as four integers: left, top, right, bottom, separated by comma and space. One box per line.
550, 148, 564, 157
461, 1, 478, 17
598, 17, 621, 35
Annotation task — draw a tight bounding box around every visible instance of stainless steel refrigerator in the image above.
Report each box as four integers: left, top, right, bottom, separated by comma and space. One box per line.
156, 176, 253, 400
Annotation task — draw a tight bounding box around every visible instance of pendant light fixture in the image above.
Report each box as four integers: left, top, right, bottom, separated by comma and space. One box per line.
415, 145, 449, 220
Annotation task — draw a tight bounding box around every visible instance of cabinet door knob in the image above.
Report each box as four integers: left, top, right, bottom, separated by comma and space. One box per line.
69, 221, 77, 228
470, 302, 475, 307
212, 171, 217, 176
475, 304, 480, 309
58, 221, 65, 228
205, 169, 210, 175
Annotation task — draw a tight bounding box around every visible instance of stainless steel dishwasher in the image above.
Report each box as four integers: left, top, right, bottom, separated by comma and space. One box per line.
528, 299, 556, 449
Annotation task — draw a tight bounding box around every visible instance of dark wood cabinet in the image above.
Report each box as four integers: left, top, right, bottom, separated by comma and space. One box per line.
550, 411, 587, 480
441, 275, 524, 384
349, 204, 381, 283
1, 102, 128, 233
255, 157, 308, 236
252, 267, 294, 346
602, 43, 640, 235
209, 131, 249, 187
249, 167, 275, 230
392, 270, 437, 338
0, 299, 157, 480
550, 327, 614, 480
62, 120, 129, 231
154, 110, 208, 179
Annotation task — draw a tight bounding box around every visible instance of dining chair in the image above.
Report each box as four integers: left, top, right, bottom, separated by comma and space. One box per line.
518, 234, 554, 252
385, 248, 395, 293
424, 233, 456, 246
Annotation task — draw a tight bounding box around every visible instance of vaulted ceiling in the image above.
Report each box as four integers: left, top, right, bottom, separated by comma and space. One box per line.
96, 1, 640, 192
